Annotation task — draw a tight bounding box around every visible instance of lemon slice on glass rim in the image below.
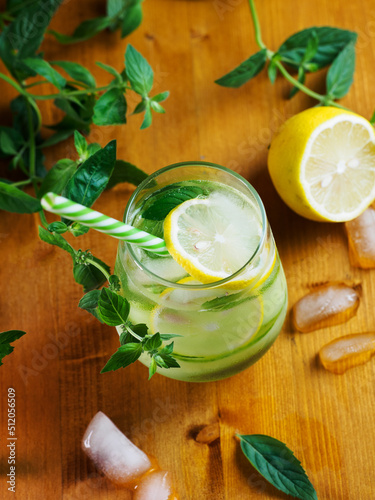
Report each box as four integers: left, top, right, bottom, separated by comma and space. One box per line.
163, 190, 274, 290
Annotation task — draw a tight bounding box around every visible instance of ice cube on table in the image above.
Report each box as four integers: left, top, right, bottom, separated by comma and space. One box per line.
345, 206, 375, 268
134, 471, 175, 500
82, 411, 152, 486
319, 332, 375, 374
292, 282, 360, 333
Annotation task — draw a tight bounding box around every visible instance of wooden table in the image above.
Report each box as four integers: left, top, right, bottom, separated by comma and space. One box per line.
1, 0, 375, 498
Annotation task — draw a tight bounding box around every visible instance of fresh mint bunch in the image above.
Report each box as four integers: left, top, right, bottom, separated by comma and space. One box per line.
216, 0, 360, 114
0, 0, 143, 46
0, 2, 169, 218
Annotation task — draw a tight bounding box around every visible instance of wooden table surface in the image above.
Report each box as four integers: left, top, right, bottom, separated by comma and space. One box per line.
1, 0, 375, 498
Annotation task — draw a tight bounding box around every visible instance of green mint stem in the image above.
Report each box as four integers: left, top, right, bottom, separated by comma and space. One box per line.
247, 0, 351, 110
29, 84, 131, 101
125, 325, 143, 342
85, 257, 111, 281
273, 60, 324, 101
12, 179, 32, 188
26, 99, 37, 193
248, 0, 266, 49
39, 210, 49, 229
0, 73, 26, 95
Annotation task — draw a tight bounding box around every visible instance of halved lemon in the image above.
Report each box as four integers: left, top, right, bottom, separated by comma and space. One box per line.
164, 189, 268, 289
268, 107, 375, 222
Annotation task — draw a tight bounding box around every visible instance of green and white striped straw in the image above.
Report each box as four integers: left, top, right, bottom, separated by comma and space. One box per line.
41, 192, 169, 256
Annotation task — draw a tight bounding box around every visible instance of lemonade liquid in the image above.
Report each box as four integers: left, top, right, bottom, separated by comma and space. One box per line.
115, 163, 288, 382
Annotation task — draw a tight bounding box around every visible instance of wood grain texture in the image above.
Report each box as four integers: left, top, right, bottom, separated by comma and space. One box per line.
1, 0, 375, 498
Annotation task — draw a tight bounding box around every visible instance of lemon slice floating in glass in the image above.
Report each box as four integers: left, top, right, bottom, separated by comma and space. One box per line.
163, 189, 269, 289
150, 283, 264, 358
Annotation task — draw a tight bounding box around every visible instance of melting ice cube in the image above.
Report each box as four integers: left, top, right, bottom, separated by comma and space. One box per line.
345, 206, 375, 269
292, 282, 360, 333
82, 411, 151, 485
319, 332, 375, 374
134, 471, 174, 500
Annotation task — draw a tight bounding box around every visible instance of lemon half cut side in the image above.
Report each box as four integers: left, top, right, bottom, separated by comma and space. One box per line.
268, 107, 375, 222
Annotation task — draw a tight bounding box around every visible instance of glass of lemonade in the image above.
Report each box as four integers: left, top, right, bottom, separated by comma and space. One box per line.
115, 162, 288, 382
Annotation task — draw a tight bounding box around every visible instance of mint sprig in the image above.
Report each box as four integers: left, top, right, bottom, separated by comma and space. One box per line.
142, 184, 208, 221
76, 266, 180, 378
216, 0, 359, 112
238, 434, 318, 500
96, 283, 181, 378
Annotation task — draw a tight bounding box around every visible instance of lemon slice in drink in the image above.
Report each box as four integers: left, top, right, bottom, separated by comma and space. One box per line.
150, 289, 264, 358
164, 189, 265, 288
268, 107, 375, 222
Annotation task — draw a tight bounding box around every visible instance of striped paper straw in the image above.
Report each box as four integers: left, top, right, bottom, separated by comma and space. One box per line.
41, 192, 169, 256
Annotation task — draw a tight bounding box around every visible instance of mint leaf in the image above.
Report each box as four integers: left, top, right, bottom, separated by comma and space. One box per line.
238, 434, 317, 500
142, 185, 207, 221
301, 30, 319, 65
277, 27, 357, 70
93, 88, 127, 126
98, 288, 130, 326
0, 0, 63, 79
96, 61, 123, 82
38, 226, 75, 257
106, 159, 148, 189
159, 334, 182, 340
121, 4, 143, 37
69, 222, 90, 237
149, 357, 157, 379
0, 130, 17, 155
202, 292, 250, 311
289, 66, 306, 99
152, 91, 169, 103
125, 44, 154, 96
0, 126, 23, 158
140, 104, 152, 129
101, 343, 142, 373
0, 330, 26, 366
120, 323, 148, 344
40, 129, 75, 148
38, 159, 77, 198
47, 221, 68, 234
49, 17, 112, 44
215, 49, 267, 88
154, 342, 180, 369
62, 139, 116, 210
0, 182, 42, 213
23, 58, 67, 89
370, 110, 375, 126
143, 332, 162, 351
51, 61, 96, 88
78, 290, 103, 323
73, 256, 110, 292
74, 131, 88, 159
326, 42, 356, 99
